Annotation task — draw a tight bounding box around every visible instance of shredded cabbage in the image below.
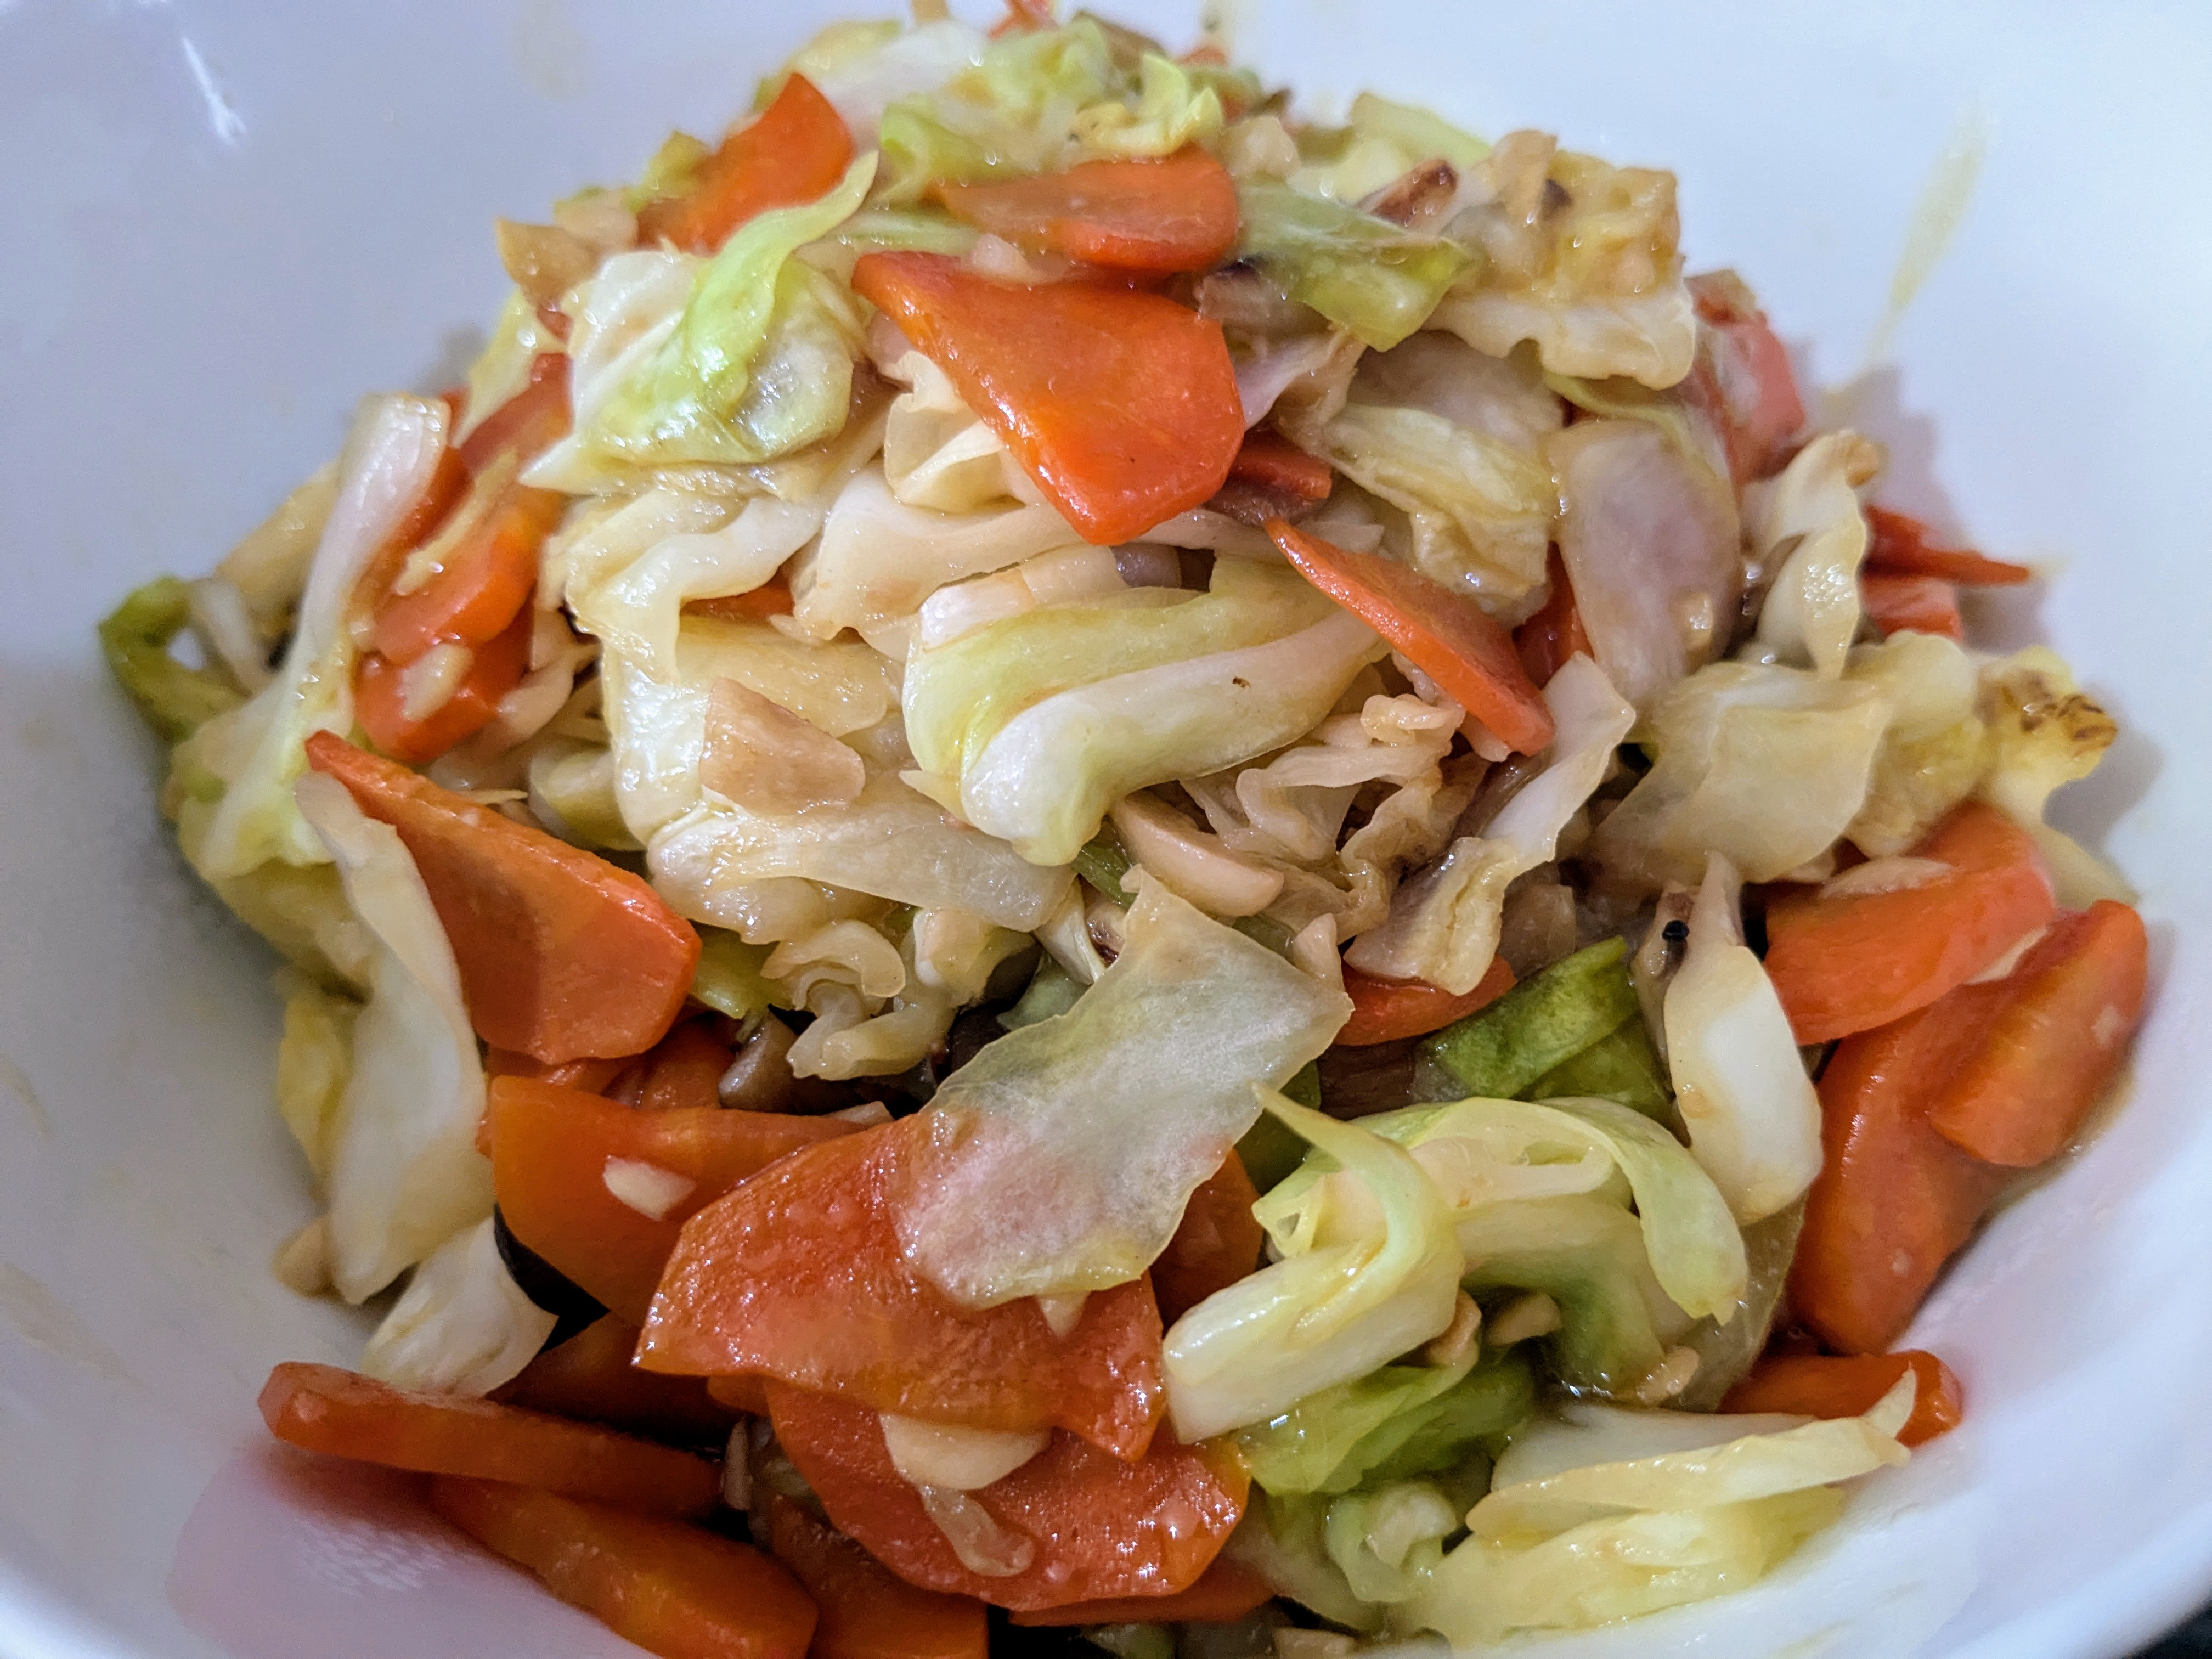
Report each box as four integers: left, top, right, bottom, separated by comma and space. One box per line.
1163, 1091, 1462, 1442
1844, 631, 1989, 858
1238, 1347, 1535, 1497
778, 18, 986, 148
360, 1217, 555, 1396
1234, 178, 1471, 350
892, 882, 1349, 1307
1746, 432, 1880, 679
99, 577, 245, 743
274, 970, 358, 1182
875, 19, 1114, 201
1977, 646, 2129, 906
295, 774, 491, 1304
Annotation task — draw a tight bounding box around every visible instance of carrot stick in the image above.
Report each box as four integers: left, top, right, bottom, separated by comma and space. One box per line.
489, 1076, 859, 1324
1150, 1151, 1263, 1325
259, 1362, 722, 1516
1861, 571, 1964, 641
1720, 1350, 1963, 1448
767, 1383, 1248, 1612
430, 1476, 817, 1659
1227, 429, 1334, 502
1006, 1556, 1275, 1626
761, 1491, 988, 1659
303, 733, 701, 1062
355, 601, 533, 765
1268, 519, 1556, 755
636, 74, 854, 255
851, 250, 1243, 545
637, 1115, 1166, 1460
1787, 997, 2011, 1355
1339, 956, 1516, 1047
1514, 549, 1592, 689
1865, 506, 2032, 586
1928, 900, 2148, 1166
935, 149, 1240, 274
485, 1048, 627, 1097
636, 1019, 736, 1113
496, 1314, 740, 1447
372, 481, 563, 665
1764, 802, 2057, 1043
707, 1375, 773, 1417
456, 352, 573, 474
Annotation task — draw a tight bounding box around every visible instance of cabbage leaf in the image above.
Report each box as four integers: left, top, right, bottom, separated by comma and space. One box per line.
1844, 631, 1989, 858
1238, 1347, 1534, 1497
1746, 432, 1879, 679
361, 1217, 556, 1396
1976, 646, 2130, 906
100, 577, 244, 743
1234, 178, 1471, 351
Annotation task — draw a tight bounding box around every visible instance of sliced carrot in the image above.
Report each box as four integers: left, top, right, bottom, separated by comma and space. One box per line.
761, 1491, 988, 1659
456, 352, 573, 474
1865, 505, 2032, 586
1340, 956, 1516, 1047
303, 733, 701, 1062
430, 1476, 817, 1659
935, 149, 1239, 274
1688, 272, 1805, 485
486, 1047, 628, 1097
637, 1019, 736, 1113
355, 601, 533, 765
684, 580, 794, 622
708, 1374, 773, 1417
767, 1383, 1248, 1612
1928, 900, 2148, 1167
1862, 571, 1964, 641
637, 74, 853, 255
1514, 548, 1593, 689
1764, 802, 2056, 1044
496, 1314, 740, 1447
489, 1076, 859, 1325
373, 481, 564, 665
851, 250, 1243, 545
1721, 1350, 1963, 1447
1268, 519, 1555, 755
1150, 1151, 1263, 1325
1788, 998, 2011, 1355
637, 1114, 1165, 1461
1227, 428, 1334, 501
1007, 1556, 1276, 1626
259, 1362, 721, 1516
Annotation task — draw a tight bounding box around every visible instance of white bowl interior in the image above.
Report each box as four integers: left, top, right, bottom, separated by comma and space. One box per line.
3, 3, 2209, 1655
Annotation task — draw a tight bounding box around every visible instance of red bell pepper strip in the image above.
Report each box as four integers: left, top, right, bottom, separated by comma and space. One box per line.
1927, 900, 2148, 1167
934, 149, 1240, 274
636, 74, 854, 255
637, 1114, 1166, 1461
760, 1491, 989, 1659
851, 250, 1243, 545
356, 601, 533, 765
1150, 1151, 1263, 1326
1865, 505, 2032, 586
495, 1314, 741, 1447
303, 733, 702, 1062
1514, 549, 1593, 689
258, 1362, 721, 1516
1006, 1556, 1276, 1626
766, 1382, 1248, 1612
456, 352, 574, 475
1788, 995, 2011, 1355
1764, 802, 2056, 1043
430, 1477, 817, 1659
1268, 519, 1555, 755
489, 1076, 859, 1325
1720, 1350, 1963, 1448
1339, 956, 1516, 1047
1861, 571, 1964, 641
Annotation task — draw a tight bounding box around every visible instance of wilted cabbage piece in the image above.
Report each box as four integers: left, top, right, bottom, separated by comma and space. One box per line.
1976, 646, 2129, 907
1844, 631, 1988, 858
1410, 1380, 1914, 1645
892, 884, 1349, 1310
275, 970, 358, 1181
361, 1217, 555, 1396
1592, 661, 1891, 890
1238, 1346, 1536, 1497
1747, 431, 1881, 679
1164, 1091, 1462, 1442
295, 774, 490, 1305
460, 290, 563, 447
1234, 178, 1471, 350
99, 577, 244, 744
1286, 91, 1489, 204
778, 17, 987, 148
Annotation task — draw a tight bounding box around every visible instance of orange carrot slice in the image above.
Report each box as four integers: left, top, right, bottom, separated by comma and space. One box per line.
1150, 1151, 1263, 1325
1865, 506, 2032, 586
496, 1314, 741, 1447
1764, 802, 2056, 1043
372, 482, 563, 665
1721, 1350, 1963, 1447
637, 74, 854, 255
430, 1476, 817, 1659
637, 1114, 1165, 1460
1268, 519, 1555, 755
1007, 1556, 1276, 1626
259, 1362, 721, 1516
489, 1076, 858, 1325
1927, 900, 2148, 1166
1339, 956, 1516, 1047
1688, 273, 1806, 486
635, 1019, 736, 1114
1514, 549, 1593, 689
851, 250, 1243, 545
356, 601, 533, 765
303, 733, 701, 1062
761, 1491, 988, 1659
456, 352, 573, 475
1227, 429, 1334, 501
1861, 571, 1963, 641
767, 1383, 1247, 1612
935, 149, 1239, 273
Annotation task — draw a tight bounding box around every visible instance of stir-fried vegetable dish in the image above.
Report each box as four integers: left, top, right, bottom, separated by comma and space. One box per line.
103, 8, 2146, 1654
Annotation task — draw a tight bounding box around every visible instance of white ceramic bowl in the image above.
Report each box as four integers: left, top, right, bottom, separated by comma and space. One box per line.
3, 4, 2209, 1655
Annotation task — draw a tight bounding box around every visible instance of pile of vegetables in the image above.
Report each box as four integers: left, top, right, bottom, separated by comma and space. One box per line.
101, 5, 2146, 1655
